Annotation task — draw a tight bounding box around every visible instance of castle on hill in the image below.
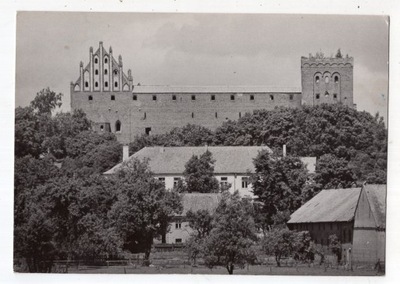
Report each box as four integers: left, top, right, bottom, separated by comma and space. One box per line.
70, 42, 354, 143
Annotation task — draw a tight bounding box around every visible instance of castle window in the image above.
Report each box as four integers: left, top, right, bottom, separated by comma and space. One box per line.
230, 95, 235, 101
114, 70, 118, 75
325, 76, 330, 83
211, 95, 215, 101
250, 95, 254, 101
289, 94, 294, 100
95, 82, 98, 87
315, 76, 320, 83
94, 58, 98, 64
95, 69, 98, 75
114, 82, 118, 88
85, 81, 89, 88
104, 57, 108, 64
192, 95, 196, 101
111, 95, 115, 101
333, 93, 337, 99
270, 95, 274, 101
172, 95, 177, 101
144, 112, 146, 119
105, 69, 108, 75
105, 82, 108, 87
316, 93, 320, 99
88, 95, 93, 101
153, 95, 157, 101
191, 112, 194, 118
334, 75, 339, 83
133, 95, 137, 101
115, 120, 121, 132
145, 127, 151, 135
325, 91, 329, 97
215, 112, 218, 118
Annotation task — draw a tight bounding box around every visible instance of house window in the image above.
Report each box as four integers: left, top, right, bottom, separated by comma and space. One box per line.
333, 93, 337, 99
250, 95, 254, 101
191, 95, 196, 101
95, 69, 98, 75
173, 177, 181, 187
316, 93, 320, 99
211, 95, 215, 101
88, 95, 93, 101
158, 177, 165, 184
334, 75, 339, 83
111, 95, 115, 101
153, 95, 157, 101
133, 95, 137, 100
115, 120, 121, 132
315, 76, 320, 83
242, 177, 249, 188
230, 95, 235, 101
172, 95, 176, 101
175, 222, 182, 229
105, 82, 108, 87
105, 69, 108, 75
270, 95, 274, 101
289, 94, 294, 100
220, 177, 228, 187
175, 238, 182, 243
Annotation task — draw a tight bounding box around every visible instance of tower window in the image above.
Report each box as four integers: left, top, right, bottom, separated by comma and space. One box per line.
88, 95, 93, 101
316, 93, 320, 99
133, 95, 137, 101
172, 95, 177, 101
191, 95, 196, 101
105, 82, 108, 87
153, 95, 157, 101
250, 95, 254, 101
95, 82, 98, 87
115, 120, 121, 132
105, 69, 108, 75
111, 95, 115, 101
289, 94, 294, 100
85, 81, 89, 88
95, 69, 98, 75
315, 76, 320, 83
211, 95, 215, 101
270, 95, 274, 101
94, 58, 98, 64
104, 57, 108, 64
215, 112, 218, 118
230, 95, 235, 101
334, 75, 339, 83
191, 112, 194, 118
114, 82, 118, 88
333, 93, 337, 99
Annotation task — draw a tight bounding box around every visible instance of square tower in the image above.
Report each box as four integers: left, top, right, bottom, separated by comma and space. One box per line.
301, 51, 354, 108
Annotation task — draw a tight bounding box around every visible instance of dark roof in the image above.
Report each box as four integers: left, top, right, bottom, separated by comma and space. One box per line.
288, 188, 362, 223
364, 184, 386, 228
180, 193, 221, 216
104, 146, 272, 175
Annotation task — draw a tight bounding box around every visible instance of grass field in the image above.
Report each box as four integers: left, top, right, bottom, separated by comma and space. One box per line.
65, 264, 380, 276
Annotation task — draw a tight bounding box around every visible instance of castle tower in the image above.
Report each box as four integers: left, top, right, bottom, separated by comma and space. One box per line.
301, 50, 354, 108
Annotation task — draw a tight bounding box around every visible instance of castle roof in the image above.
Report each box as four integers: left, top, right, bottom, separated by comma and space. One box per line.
132, 85, 301, 94
288, 187, 362, 224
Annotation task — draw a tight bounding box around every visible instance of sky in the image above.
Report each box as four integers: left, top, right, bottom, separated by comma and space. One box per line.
15, 12, 389, 122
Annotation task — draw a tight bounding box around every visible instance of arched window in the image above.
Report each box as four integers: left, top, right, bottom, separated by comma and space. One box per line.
315, 76, 320, 83
95, 69, 98, 75
95, 82, 98, 87
115, 120, 121, 132
85, 81, 89, 88
105, 69, 108, 75
105, 82, 108, 87
104, 57, 108, 64
334, 75, 339, 83
88, 95, 93, 101
114, 82, 118, 88
94, 58, 98, 64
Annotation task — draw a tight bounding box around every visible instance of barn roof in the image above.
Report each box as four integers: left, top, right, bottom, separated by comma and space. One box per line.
364, 184, 386, 228
288, 187, 362, 224
180, 193, 221, 216
132, 85, 301, 94
104, 146, 272, 175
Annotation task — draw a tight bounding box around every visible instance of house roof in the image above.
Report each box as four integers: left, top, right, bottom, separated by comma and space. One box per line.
104, 146, 272, 175
288, 187, 362, 224
180, 193, 221, 216
132, 85, 301, 94
364, 184, 386, 228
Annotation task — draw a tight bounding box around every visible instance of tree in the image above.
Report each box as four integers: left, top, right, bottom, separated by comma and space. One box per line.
30, 87, 62, 115
262, 228, 298, 267
182, 151, 220, 193
251, 151, 309, 231
203, 192, 257, 274
314, 154, 356, 189
108, 158, 182, 264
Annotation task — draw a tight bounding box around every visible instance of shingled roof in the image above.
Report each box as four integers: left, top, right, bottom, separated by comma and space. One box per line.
363, 184, 386, 228
288, 188, 362, 224
104, 146, 272, 175
180, 193, 221, 216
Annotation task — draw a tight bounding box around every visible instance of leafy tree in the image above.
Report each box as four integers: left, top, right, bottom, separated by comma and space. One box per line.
108, 158, 182, 263
15, 106, 42, 158
262, 227, 298, 267
314, 154, 356, 189
30, 87, 62, 115
251, 151, 309, 231
182, 151, 220, 193
203, 192, 257, 274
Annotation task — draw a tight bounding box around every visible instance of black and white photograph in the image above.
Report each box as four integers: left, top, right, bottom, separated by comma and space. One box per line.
2, 0, 400, 282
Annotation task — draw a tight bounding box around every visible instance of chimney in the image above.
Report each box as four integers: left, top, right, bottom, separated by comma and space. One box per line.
123, 145, 129, 162
283, 144, 287, 157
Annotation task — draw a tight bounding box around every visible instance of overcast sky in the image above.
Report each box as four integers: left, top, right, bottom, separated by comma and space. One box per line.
15, 12, 389, 121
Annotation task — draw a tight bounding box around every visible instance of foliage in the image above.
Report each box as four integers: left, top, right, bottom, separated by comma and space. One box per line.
262, 228, 298, 267
108, 158, 182, 263
251, 151, 309, 231
328, 234, 342, 264
182, 151, 220, 193
314, 154, 356, 189
30, 88, 62, 115
203, 192, 257, 274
